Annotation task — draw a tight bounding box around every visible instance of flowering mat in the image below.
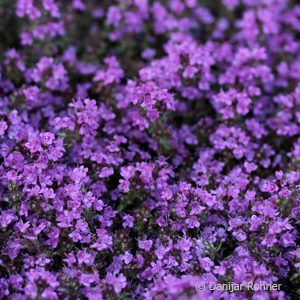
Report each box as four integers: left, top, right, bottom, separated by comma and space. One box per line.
0, 0, 300, 299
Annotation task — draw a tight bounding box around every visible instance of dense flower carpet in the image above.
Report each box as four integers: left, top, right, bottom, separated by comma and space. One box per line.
0, 0, 300, 299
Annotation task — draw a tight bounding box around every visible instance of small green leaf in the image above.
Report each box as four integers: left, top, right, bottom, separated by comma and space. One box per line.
57, 131, 66, 137
290, 273, 299, 281
160, 137, 171, 150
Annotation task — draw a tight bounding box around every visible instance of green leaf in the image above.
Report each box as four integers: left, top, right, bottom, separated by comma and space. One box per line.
160, 137, 171, 151
57, 131, 66, 137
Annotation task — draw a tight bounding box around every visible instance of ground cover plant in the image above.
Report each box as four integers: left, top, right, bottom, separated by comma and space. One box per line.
0, 0, 300, 299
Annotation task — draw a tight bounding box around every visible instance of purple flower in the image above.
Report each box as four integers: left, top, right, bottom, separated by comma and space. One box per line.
122, 214, 135, 228
1, 1, 300, 299
99, 167, 114, 178
105, 273, 127, 293
106, 7, 122, 27
232, 230, 247, 242
91, 229, 113, 251
261, 234, 277, 248
200, 257, 214, 272
138, 239, 153, 252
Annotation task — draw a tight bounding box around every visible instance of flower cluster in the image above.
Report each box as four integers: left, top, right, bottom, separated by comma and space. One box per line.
0, 0, 300, 299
